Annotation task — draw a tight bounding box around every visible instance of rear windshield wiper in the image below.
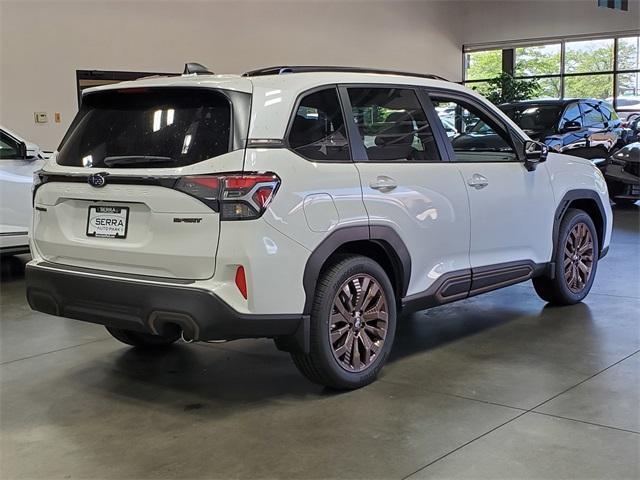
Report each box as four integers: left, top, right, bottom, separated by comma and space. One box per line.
103, 156, 175, 167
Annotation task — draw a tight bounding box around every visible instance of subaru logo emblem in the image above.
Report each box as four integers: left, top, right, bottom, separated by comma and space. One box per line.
88, 173, 107, 188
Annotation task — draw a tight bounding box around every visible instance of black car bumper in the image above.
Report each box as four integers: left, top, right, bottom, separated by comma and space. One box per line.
604, 164, 640, 199
26, 263, 308, 349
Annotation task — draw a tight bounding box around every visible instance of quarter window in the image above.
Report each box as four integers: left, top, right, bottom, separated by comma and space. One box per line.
347, 88, 440, 162
431, 96, 518, 162
288, 88, 350, 161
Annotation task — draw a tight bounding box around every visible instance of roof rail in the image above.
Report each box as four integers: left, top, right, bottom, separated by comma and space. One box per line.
242, 66, 448, 81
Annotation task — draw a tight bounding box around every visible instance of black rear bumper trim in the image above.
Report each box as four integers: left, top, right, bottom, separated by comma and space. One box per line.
26, 264, 306, 345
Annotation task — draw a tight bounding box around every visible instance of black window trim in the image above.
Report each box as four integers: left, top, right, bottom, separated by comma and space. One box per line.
425, 87, 526, 163
283, 84, 354, 164
337, 83, 449, 164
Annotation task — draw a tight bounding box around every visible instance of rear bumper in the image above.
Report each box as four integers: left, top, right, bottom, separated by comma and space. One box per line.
26, 263, 308, 347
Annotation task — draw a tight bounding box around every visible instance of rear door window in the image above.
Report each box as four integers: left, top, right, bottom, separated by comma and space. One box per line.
347, 87, 441, 162
57, 88, 233, 168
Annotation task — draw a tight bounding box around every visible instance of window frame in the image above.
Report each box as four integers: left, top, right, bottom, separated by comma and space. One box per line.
426, 87, 526, 164
337, 83, 449, 164
284, 84, 353, 163
464, 33, 640, 111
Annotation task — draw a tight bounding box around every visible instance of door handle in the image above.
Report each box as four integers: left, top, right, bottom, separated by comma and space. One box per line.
370, 176, 397, 193
467, 173, 489, 190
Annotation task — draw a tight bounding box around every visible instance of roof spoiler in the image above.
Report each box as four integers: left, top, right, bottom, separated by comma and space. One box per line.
183, 63, 214, 75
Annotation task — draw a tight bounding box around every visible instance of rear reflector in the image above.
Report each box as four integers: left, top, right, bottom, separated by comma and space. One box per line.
235, 266, 248, 299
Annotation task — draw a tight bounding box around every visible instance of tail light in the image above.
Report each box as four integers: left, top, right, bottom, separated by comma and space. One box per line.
175, 173, 280, 220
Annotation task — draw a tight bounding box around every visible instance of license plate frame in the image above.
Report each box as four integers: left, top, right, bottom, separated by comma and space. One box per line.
86, 205, 130, 239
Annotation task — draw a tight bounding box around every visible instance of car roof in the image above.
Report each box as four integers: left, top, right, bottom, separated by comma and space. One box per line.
81, 67, 455, 97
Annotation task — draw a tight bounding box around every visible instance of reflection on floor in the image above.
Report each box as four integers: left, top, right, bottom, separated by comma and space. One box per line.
1, 206, 639, 479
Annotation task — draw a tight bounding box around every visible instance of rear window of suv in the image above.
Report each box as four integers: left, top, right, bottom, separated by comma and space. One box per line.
57, 88, 232, 168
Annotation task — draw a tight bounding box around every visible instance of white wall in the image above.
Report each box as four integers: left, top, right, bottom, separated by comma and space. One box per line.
458, 0, 639, 46
0, 0, 464, 150
2, 0, 638, 150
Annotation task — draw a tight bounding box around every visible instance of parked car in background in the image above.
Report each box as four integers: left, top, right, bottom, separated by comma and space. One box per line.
0, 126, 48, 256
620, 112, 640, 144
603, 142, 640, 206
499, 99, 622, 165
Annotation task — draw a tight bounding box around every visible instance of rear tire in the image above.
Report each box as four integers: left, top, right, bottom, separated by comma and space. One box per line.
533, 208, 599, 305
292, 255, 397, 390
106, 326, 181, 348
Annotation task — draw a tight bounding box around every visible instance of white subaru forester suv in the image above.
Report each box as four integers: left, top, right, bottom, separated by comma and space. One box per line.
27, 65, 612, 389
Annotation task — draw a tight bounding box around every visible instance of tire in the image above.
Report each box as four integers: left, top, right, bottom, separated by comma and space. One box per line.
292, 255, 397, 390
533, 208, 599, 305
106, 326, 181, 348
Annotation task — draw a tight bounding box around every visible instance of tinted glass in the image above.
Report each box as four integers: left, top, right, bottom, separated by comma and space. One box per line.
57, 88, 231, 168
560, 103, 582, 129
432, 97, 517, 162
581, 102, 605, 127
500, 104, 562, 132
0, 132, 19, 159
288, 88, 350, 161
348, 88, 440, 162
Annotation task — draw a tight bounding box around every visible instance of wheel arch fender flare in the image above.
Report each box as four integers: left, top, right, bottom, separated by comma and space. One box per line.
552, 189, 608, 259
301, 225, 411, 315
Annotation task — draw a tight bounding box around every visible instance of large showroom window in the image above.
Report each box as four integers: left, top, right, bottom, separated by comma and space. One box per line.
464, 34, 640, 112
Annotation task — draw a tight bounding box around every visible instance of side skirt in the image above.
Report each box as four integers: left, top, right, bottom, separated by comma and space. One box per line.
401, 260, 550, 314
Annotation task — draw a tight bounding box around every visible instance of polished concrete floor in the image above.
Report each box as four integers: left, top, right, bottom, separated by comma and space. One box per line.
1, 207, 639, 479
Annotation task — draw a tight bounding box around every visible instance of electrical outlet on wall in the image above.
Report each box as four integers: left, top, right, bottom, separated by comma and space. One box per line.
54, 112, 61, 123
34, 112, 48, 123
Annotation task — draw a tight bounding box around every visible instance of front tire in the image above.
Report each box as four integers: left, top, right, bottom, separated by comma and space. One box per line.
533, 208, 599, 305
106, 326, 181, 348
292, 255, 397, 390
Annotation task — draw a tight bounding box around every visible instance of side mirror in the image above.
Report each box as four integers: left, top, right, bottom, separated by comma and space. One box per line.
524, 140, 548, 171
562, 121, 582, 133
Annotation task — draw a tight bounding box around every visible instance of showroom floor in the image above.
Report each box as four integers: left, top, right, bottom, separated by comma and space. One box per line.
1, 207, 638, 479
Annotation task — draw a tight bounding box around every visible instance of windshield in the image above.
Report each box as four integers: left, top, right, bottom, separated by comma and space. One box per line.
57, 88, 232, 168
500, 104, 562, 133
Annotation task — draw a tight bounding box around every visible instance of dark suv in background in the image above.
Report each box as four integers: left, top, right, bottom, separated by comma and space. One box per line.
499, 99, 622, 163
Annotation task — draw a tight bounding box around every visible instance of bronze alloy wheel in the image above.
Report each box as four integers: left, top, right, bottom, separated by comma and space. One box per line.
564, 222, 595, 293
329, 274, 389, 372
